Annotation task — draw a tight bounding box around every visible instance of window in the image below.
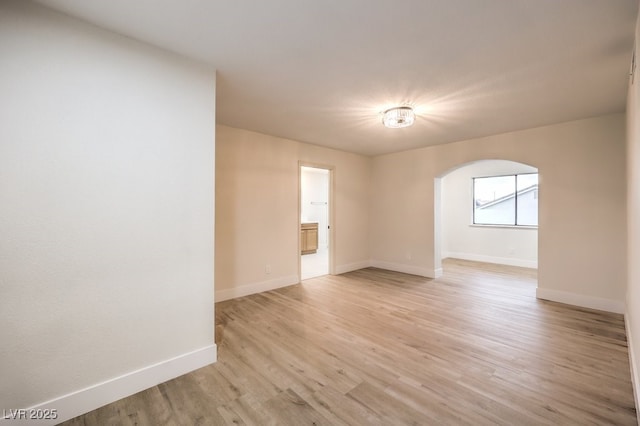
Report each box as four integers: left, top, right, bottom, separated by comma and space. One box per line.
473, 173, 538, 226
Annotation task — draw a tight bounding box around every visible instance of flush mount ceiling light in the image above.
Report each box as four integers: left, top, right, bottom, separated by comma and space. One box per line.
382, 106, 415, 129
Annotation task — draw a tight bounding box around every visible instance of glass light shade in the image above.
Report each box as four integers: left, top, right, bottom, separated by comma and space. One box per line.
382, 106, 415, 128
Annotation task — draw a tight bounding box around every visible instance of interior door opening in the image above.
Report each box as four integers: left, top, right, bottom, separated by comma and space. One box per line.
436, 159, 539, 285
300, 165, 330, 280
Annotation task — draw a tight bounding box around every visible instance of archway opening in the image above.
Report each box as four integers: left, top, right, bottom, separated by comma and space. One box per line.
434, 159, 539, 288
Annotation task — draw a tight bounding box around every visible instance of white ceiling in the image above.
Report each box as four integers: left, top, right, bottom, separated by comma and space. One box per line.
36, 0, 637, 156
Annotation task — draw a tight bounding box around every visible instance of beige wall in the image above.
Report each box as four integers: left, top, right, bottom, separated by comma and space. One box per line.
626, 9, 640, 415
215, 125, 370, 300
0, 0, 216, 418
371, 113, 627, 312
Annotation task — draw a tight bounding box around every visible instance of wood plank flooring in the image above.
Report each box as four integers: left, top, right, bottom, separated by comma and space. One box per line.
61, 259, 637, 425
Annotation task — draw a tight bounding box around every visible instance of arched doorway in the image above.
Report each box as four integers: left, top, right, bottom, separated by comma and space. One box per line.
434, 159, 539, 283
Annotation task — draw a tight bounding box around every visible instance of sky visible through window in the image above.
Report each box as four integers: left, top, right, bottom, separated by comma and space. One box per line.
474, 174, 537, 205
473, 173, 538, 226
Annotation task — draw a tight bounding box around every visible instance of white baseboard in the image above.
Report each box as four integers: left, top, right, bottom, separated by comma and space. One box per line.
3, 345, 218, 425
433, 268, 443, 278
215, 263, 377, 303
215, 275, 299, 302
335, 260, 371, 275
442, 251, 537, 269
370, 260, 436, 278
536, 288, 625, 314
625, 311, 640, 422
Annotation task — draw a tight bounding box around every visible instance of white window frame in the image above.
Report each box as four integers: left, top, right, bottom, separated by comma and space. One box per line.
472, 173, 538, 228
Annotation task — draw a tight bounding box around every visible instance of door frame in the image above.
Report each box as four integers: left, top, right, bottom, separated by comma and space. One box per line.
298, 161, 335, 281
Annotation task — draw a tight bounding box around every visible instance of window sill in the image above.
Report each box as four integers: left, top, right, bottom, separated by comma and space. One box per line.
470, 224, 538, 230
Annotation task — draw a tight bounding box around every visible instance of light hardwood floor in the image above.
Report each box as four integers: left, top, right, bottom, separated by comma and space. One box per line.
61, 259, 637, 425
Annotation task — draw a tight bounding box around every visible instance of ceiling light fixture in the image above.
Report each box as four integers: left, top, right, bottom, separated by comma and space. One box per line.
382, 106, 415, 129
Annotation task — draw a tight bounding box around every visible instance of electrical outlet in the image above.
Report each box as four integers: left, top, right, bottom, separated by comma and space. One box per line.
265, 264, 271, 274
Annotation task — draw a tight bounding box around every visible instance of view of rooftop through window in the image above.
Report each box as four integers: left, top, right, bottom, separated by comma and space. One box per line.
473, 173, 538, 226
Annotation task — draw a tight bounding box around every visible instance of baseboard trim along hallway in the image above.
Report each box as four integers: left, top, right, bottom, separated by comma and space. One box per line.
216, 276, 299, 302
536, 287, 625, 314
17, 345, 217, 425
370, 260, 437, 278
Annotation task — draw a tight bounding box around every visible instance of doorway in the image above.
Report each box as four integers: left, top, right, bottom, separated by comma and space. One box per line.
435, 159, 539, 281
300, 165, 331, 280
